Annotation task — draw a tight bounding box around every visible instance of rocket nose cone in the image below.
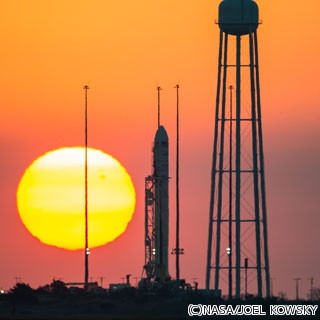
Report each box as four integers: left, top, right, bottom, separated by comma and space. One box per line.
155, 125, 168, 142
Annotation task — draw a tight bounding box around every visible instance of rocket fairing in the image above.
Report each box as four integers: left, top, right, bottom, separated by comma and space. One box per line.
153, 125, 169, 280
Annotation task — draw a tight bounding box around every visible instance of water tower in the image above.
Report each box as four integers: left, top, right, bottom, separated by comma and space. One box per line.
206, 0, 270, 298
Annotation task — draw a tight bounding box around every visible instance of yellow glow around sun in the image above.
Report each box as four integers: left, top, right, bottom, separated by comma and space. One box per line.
16, 147, 136, 250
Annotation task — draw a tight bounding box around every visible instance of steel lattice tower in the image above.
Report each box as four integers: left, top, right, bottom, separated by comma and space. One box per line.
206, 0, 270, 299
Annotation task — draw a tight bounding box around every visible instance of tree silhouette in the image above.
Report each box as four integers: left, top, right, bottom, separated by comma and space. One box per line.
9, 282, 37, 304
50, 280, 69, 298
36, 283, 51, 295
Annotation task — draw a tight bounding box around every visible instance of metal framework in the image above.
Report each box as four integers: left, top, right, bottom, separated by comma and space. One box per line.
206, 29, 270, 299
142, 88, 170, 285
144, 176, 156, 280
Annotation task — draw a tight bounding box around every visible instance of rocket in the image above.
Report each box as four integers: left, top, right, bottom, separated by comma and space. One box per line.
153, 125, 169, 280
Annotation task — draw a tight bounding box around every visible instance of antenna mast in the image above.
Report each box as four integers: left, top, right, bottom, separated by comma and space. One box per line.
83, 84, 89, 289
157, 86, 162, 127
172, 84, 184, 282
175, 84, 180, 282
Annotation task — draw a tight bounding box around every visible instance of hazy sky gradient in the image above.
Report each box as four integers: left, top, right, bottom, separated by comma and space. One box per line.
0, 0, 319, 299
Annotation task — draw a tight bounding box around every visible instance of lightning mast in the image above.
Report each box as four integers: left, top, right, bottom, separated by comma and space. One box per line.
171, 84, 184, 282
157, 86, 162, 128
175, 84, 180, 281
84, 84, 89, 289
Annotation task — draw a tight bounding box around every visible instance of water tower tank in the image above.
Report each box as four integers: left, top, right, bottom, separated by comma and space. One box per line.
218, 0, 259, 36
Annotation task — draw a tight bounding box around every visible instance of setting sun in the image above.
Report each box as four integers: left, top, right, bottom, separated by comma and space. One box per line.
16, 147, 136, 250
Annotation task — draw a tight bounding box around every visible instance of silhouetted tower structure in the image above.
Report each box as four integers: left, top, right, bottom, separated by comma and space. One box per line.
143, 89, 169, 284
206, 0, 270, 298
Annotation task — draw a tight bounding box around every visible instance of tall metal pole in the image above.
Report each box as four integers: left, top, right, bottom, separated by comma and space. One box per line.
235, 34, 242, 299
157, 86, 162, 128
245, 258, 248, 298
228, 85, 233, 299
206, 29, 224, 291
175, 84, 180, 282
309, 277, 314, 300
270, 277, 275, 297
294, 278, 301, 300
84, 85, 89, 289
254, 30, 271, 298
249, 32, 262, 298
214, 31, 228, 292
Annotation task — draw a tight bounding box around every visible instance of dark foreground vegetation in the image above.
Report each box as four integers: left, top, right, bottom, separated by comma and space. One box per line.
0, 280, 319, 319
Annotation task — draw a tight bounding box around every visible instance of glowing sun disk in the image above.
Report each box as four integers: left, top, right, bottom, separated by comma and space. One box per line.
16, 147, 136, 250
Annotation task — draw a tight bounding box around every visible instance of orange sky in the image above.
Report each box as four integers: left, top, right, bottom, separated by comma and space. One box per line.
1, 0, 320, 299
